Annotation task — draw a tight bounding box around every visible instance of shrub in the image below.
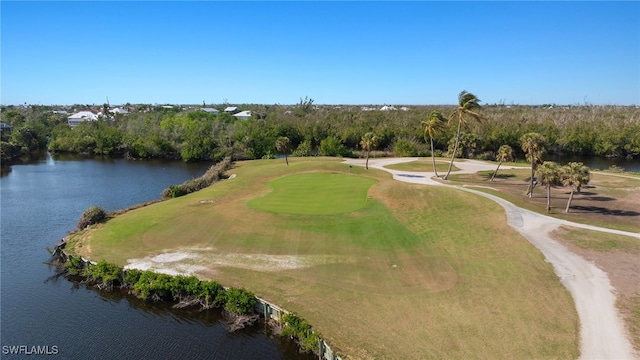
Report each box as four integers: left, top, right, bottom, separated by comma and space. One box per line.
394, 139, 416, 157
224, 287, 257, 315
197, 280, 225, 308
77, 206, 107, 230
162, 157, 232, 198
319, 136, 352, 157
475, 151, 495, 161
123, 269, 143, 286
83, 260, 122, 287
292, 139, 312, 157
281, 313, 320, 354
64, 256, 85, 276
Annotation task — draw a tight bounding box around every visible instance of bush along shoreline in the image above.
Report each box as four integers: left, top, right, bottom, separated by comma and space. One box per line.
162, 156, 232, 198
49, 242, 337, 358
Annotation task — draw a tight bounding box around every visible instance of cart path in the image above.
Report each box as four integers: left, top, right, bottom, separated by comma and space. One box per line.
344, 157, 638, 360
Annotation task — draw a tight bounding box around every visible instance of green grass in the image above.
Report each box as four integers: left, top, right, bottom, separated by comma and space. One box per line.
67, 157, 579, 359
556, 226, 640, 253
248, 172, 376, 215
384, 158, 460, 172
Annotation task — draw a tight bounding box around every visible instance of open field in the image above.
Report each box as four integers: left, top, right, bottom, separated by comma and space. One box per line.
67, 157, 579, 359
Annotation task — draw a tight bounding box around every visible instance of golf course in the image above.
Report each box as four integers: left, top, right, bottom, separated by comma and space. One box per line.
67, 157, 587, 359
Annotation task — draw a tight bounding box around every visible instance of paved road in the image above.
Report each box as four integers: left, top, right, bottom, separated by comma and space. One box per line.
344, 157, 638, 360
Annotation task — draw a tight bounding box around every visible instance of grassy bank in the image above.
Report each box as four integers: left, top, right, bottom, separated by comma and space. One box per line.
67, 157, 578, 359
383, 157, 460, 172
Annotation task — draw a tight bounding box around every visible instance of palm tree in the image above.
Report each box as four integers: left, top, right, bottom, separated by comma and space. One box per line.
421, 110, 446, 177
536, 161, 560, 212
561, 162, 591, 213
520, 132, 546, 198
490, 144, 514, 181
360, 132, 378, 170
275, 136, 291, 166
444, 91, 482, 180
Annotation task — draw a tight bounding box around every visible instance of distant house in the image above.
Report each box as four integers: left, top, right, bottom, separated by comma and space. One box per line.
399, 106, 410, 111
109, 107, 130, 115
224, 106, 240, 114
68, 111, 98, 127
52, 110, 68, 115
361, 107, 376, 111
201, 108, 219, 114
233, 110, 252, 120
0, 122, 13, 135
380, 105, 397, 111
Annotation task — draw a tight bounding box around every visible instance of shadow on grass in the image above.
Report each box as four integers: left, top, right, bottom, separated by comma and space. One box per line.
583, 196, 616, 202
569, 206, 640, 217
482, 173, 516, 180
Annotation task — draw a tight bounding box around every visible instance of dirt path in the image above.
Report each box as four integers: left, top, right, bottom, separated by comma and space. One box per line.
344, 157, 638, 360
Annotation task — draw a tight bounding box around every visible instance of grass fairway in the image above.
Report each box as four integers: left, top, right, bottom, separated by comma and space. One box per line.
383, 157, 460, 172
68, 157, 579, 359
248, 173, 376, 215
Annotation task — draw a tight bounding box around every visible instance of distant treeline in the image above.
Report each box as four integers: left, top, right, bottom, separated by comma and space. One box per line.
2, 102, 639, 163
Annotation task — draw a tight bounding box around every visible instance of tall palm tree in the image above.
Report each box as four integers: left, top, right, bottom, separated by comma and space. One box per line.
275, 136, 291, 166
561, 162, 591, 213
360, 132, 378, 170
536, 161, 560, 212
520, 132, 546, 198
444, 91, 482, 180
422, 110, 446, 177
490, 144, 514, 181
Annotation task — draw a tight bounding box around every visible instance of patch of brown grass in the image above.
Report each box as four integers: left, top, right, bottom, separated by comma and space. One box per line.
551, 226, 640, 353
449, 169, 640, 233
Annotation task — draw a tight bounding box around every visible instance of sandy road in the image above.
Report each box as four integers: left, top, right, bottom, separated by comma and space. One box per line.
344, 157, 638, 360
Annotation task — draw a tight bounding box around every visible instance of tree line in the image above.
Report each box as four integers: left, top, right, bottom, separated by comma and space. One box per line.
2, 99, 639, 164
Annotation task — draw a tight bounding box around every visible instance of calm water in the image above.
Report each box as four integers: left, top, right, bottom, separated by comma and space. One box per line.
548, 154, 640, 172
0, 153, 313, 360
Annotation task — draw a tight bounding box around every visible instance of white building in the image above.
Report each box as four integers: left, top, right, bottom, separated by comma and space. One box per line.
380, 105, 397, 111
233, 110, 252, 120
201, 108, 219, 114
68, 111, 98, 127
224, 106, 239, 114
109, 107, 130, 114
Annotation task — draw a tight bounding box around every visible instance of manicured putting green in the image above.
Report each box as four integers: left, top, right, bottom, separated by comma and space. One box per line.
248, 172, 376, 215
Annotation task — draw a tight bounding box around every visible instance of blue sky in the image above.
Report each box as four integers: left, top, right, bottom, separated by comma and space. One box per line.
2, 1, 639, 105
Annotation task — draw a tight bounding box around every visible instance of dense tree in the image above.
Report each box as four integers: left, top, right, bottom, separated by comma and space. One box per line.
490, 145, 514, 181
422, 110, 446, 177
4, 102, 636, 165
360, 132, 378, 169
561, 162, 590, 213
536, 161, 560, 212
444, 91, 482, 180
520, 132, 546, 198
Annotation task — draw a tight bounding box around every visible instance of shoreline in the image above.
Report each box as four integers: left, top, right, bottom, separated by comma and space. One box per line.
50, 242, 342, 360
